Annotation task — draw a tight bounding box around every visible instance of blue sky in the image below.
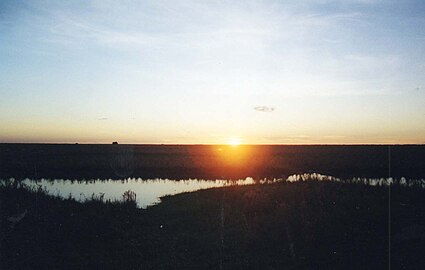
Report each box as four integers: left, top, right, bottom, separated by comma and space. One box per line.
1, 0, 424, 144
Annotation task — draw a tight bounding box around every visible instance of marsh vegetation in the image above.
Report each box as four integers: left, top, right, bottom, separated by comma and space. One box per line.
1, 174, 424, 269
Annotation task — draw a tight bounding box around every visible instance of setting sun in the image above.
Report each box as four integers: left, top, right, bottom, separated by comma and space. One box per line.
228, 137, 241, 147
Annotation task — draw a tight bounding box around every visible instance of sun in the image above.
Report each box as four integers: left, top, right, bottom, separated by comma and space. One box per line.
227, 137, 241, 147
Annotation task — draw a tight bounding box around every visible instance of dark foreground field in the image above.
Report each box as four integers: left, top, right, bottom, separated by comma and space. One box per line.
1, 179, 424, 269
1, 144, 425, 180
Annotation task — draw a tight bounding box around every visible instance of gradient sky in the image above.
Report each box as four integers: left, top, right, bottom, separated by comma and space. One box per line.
1, 0, 424, 144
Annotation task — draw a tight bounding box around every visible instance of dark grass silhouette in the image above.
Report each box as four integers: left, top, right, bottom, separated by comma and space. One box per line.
1, 178, 424, 269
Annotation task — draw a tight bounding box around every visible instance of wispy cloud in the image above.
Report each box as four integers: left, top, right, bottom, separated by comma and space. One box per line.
254, 106, 275, 112
41, 1, 367, 51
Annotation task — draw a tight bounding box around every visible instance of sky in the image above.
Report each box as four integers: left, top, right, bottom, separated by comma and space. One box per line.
1, 0, 424, 144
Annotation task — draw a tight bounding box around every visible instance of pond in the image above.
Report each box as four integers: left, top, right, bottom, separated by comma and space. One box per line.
3, 173, 423, 208
20, 177, 259, 208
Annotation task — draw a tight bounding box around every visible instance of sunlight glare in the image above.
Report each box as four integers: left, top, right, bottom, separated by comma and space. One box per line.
228, 137, 241, 147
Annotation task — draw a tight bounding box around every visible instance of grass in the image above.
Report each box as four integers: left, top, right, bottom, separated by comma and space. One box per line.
1, 178, 424, 269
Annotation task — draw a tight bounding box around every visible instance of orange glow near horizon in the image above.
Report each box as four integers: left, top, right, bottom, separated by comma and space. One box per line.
227, 137, 242, 147
215, 144, 252, 168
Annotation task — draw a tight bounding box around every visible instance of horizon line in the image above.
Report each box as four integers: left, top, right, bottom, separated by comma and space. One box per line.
1, 142, 424, 146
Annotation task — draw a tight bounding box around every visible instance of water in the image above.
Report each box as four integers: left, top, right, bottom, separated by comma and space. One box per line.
19, 177, 258, 208
3, 173, 423, 208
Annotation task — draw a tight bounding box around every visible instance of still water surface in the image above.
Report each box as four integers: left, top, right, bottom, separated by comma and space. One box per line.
6, 173, 422, 208
22, 178, 257, 208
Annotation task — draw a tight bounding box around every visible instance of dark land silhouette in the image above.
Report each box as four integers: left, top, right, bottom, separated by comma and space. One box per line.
1, 144, 424, 269
1, 144, 425, 180
1, 177, 424, 269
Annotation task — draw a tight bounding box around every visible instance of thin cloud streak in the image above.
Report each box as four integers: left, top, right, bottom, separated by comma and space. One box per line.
254, 106, 275, 112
